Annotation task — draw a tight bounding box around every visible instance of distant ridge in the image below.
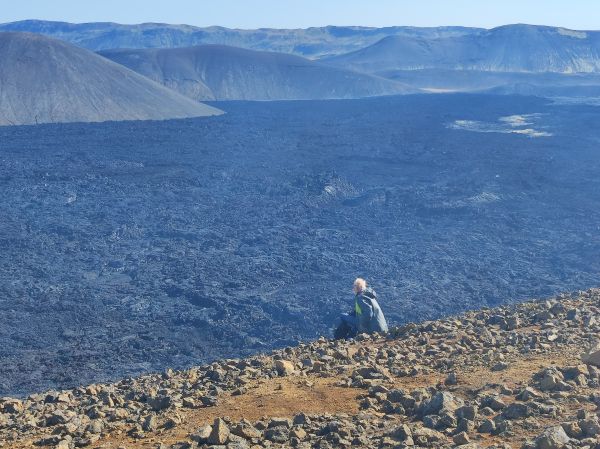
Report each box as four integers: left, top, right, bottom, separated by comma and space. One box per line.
0, 32, 223, 126
0, 20, 481, 57
99, 44, 415, 101
325, 24, 600, 74
6, 21, 600, 99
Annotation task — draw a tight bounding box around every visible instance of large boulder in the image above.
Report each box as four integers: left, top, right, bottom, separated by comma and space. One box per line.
46, 410, 75, 426
456, 405, 478, 421
420, 391, 463, 416
478, 418, 496, 434
561, 421, 583, 439
389, 424, 412, 441
274, 360, 295, 376
582, 342, 600, 367
502, 403, 532, 420
351, 366, 391, 380
537, 369, 571, 392
190, 425, 212, 443
453, 431, 470, 445
0, 398, 23, 414
147, 395, 172, 411
55, 439, 72, 449
535, 426, 570, 449
411, 426, 445, 445
264, 426, 289, 443
579, 418, 600, 437
268, 417, 292, 429
208, 418, 230, 445
231, 421, 262, 439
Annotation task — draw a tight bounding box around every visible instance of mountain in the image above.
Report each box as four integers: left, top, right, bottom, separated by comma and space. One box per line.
2, 288, 599, 449
0, 20, 480, 57
325, 24, 600, 74
7, 21, 600, 98
0, 32, 222, 126
99, 45, 414, 101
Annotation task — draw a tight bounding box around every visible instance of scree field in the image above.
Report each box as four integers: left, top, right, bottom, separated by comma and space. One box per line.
1, 94, 599, 396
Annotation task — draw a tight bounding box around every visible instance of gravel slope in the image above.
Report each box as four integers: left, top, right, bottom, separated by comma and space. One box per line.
99, 45, 415, 101
0, 32, 223, 126
1, 288, 599, 449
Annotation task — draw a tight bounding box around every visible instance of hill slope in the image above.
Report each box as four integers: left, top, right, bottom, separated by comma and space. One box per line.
0, 32, 222, 126
0, 20, 480, 57
325, 24, 600, 74
2, 289, 599, 449
99, 44, 414, 101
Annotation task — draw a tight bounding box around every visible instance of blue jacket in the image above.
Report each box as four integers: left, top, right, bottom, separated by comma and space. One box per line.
355, 288, 389, 334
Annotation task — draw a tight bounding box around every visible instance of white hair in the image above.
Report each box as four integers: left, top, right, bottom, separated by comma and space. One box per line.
353, 277, 367, 293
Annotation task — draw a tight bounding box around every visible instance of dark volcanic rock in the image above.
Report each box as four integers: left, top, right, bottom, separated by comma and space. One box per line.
1, 95, 600, 396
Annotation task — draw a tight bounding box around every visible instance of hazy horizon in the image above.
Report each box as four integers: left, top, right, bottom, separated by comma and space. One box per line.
3, 19, 598, 32
1, 0, 598, 30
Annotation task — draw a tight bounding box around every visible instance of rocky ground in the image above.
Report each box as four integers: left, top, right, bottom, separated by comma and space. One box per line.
1, 288, 599, 449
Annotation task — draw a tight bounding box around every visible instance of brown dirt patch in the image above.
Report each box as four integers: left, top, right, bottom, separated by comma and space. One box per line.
61, 376, 359, 449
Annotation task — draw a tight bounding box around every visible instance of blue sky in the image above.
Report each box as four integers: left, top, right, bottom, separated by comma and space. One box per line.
1, 0, 597, 29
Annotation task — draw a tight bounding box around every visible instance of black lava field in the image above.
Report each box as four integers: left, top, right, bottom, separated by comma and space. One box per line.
1, 94, 599, 396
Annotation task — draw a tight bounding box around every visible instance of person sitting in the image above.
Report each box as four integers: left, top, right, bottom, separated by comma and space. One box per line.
335, 277, 388, 339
